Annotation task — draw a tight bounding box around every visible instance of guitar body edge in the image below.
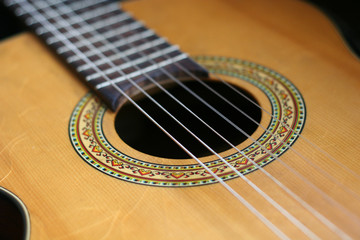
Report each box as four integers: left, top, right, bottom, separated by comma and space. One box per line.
0, 0, 359, 239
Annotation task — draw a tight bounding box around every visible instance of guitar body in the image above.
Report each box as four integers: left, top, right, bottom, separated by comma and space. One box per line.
0, 0, 359, 239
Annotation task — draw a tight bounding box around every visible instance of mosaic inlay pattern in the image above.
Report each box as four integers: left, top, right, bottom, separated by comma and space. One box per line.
69, 56, 306, 187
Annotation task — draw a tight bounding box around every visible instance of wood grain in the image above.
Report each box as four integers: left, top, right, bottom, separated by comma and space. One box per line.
0, 0, 359, 239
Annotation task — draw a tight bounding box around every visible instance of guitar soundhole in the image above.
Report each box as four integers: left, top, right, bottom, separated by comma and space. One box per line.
0, 190, 27, 240
115, 80, 261, 159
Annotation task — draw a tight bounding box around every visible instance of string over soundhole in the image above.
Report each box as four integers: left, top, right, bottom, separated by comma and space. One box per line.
115, 79, 262, 159
69, 56, 306, 187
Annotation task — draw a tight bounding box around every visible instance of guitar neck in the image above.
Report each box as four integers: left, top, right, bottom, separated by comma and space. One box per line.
4, 0, 208, 110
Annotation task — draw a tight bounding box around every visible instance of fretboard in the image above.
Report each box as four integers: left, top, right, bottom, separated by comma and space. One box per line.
3, 0, 208, 110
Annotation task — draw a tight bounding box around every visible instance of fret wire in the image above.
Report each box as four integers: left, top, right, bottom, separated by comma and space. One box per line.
50, 21, 142, 55
5, 0, 111, 16
14, 2, 105, 75
21, 0, 185, 104
62, 29, 155, 59
6, 0, 122, 45
91, 53, 187, 85
39, 13, 133, 43
42, 3, 131, 27
80, 45, 179, 72
8, 0, 122, 47
66, 30, 156, 63
54, 8, 131, 32
82, 9, 127, 25
70, 31, 159, 65
54, 5, 120, 28
68, 34, 164, 70
67, 0, 112, 12
94, 29, 156, 51
46, 4, 203, 91
84, 20, 141, 38
72, 3, 119, 20
78, 45, 180, 72
45, 0, 160, 61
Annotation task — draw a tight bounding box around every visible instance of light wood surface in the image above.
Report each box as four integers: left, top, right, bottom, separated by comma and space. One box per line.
0, 0, 359, 239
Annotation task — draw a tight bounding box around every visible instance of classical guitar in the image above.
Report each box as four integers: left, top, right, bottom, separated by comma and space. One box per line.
0, 0, 359, 239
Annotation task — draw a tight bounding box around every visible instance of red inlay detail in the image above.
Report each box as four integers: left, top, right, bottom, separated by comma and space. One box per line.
83, 129, 91, 137
171, 173, 185, 179
92, 145, 102, 153
139, 169, 152, 175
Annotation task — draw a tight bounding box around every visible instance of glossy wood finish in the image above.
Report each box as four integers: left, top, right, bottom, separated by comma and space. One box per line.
0, 0, 359, 239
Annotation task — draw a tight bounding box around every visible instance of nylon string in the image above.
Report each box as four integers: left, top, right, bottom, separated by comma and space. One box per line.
53, 0, 359, 237
9, 0, 359, 238
13, 0, 292, 239
29, 0, 321, 238
16, 0, 358, 236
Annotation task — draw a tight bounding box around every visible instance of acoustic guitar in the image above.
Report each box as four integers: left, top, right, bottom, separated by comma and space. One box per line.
0, 0, 359, 239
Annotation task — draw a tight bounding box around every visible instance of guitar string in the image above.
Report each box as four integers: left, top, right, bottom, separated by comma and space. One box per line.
19, 0, 360, 236
214, 73, 360, 180
115, 0, 357, 186
10, 0, 358, 238
29, 0, 360, 189
15, 0, 360, 195
56, 1, 349, 238
171, 62, 360, 202
9, 0, 359, 187
121, 35, 360, 235
21, 0, 344, 238
28, 1, 322, 239
98, 0, 359, 207
132, 47, 360, 236
75, 0, 360, 223
102, 0, 360, 200
116, 2, 360, 204
10, 0, 358, 237
12, 1, 291, 239
141, 40, 360, 203
40, 0, 358, 236
80, 2, 360, 233
106, 0, 360, 213
20, 0, 360, 237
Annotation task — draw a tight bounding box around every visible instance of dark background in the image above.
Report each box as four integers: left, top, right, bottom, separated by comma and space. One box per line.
306, 0, 360, 57
0, 0, 359, 57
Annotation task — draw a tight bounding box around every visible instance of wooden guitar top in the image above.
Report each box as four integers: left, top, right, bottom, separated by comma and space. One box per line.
0, 0, 359, 239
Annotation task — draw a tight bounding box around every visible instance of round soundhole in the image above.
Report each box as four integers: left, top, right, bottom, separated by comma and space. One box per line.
0, 187, 29, 240
70, 56, 306, 186
115, 80, 262, 159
